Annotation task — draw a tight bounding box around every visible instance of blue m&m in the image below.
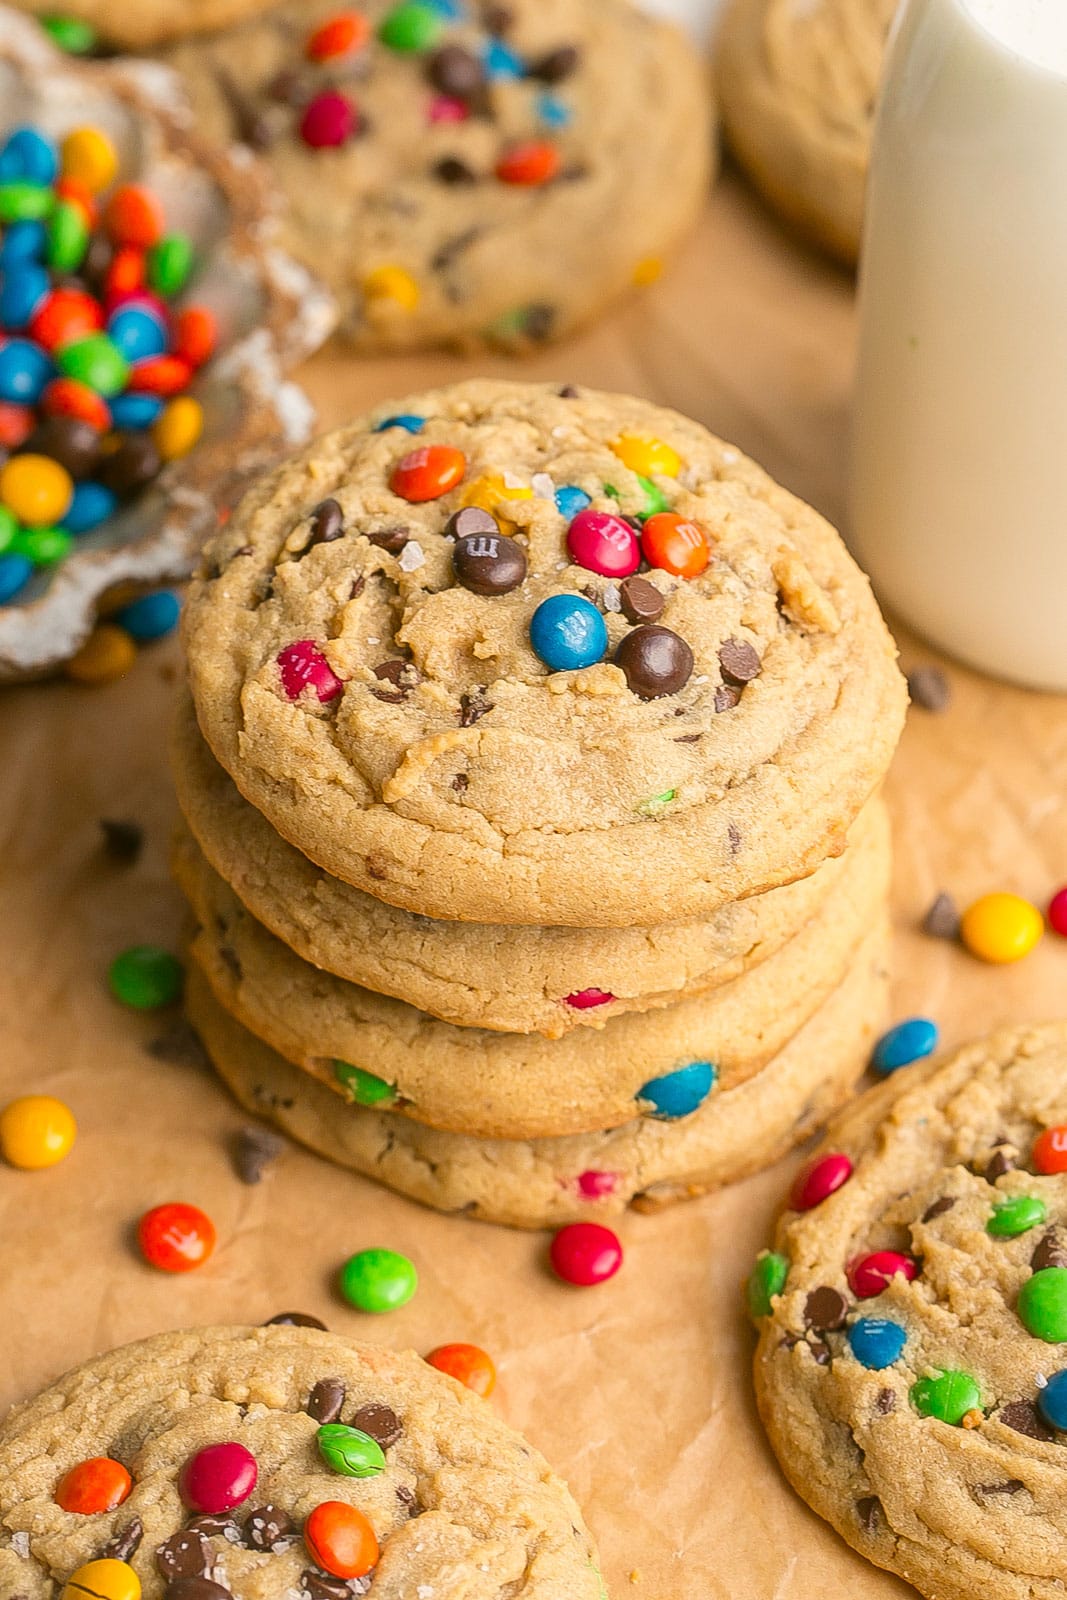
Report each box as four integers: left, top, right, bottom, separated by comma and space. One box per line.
1037, 1369, 1067, 1432
848, 1317, 907, 1370
529, 594, 607, 672
0, 339, 53, 403
554, 485, 591, 519
113, 589, 181, 641
639, 1060, 716, 1119
373, 413, 425, 434
0, 127, 59, 186
872, 1018, 939, 1075
66, 481, 117, 533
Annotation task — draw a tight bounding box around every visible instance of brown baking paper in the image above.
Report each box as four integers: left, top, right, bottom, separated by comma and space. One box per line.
3, 174, 1067, 1600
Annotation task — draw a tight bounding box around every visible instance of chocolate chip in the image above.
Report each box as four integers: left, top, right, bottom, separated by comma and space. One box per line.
615, 625, 694, 699
165, 1581, 232, 1600
184, 1514, 237, 1539
99, 818, 144, 863
804, 1286, 849, 1331
921, 1195, 956, 1222
460, 689, 493, 726
1032, 1229, 1067, 1272
396, 1483, 416, 1507
855, 1496, 882, 1534
529, 44, 581, 82
350, 575, 365, 600
307, 1377, 346, 1424
674, 732, 702, 743
301, 1574, 371, 1599
558, 385, 580, 399
244, 1505, 296, 1552
907, 665, 951, 712
523, 303, 556, 342
309, 498, 344, 546
451, 772, 469, 792
265, 1311, 328, 1330
875, 1388, 896, 1414
481, 3, 513, 31
431, 226, 483, 273
369, 525, 410, 554
727, 822, 742, 855
922, 891, 961, 940
371, 659, 422, 703
23, 415, 100, 477
145, 1020, 209, 1070
809, 1339, 832, 1366
155, 1529, 212, 1581
984, 1147, 1017, 1181
350, 1401, 402, 1447
233, 1124, 284, 1184
427, 44, 485, 97
215, 64, 274, 146
102, 1518, 143, 1561
719, 637, 761, 684
444, 506, 498, 541
714, 684, 741, 713
998, 1399, 1054, 1440
453, 531, 527, 595
619, 575, 664, 624
98, 433, 162, 497
972, 1479, 1025, 1500
434, 156, 478, 185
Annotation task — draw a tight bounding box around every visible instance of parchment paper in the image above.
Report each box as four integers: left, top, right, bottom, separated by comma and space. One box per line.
2, 173, 1066, 1600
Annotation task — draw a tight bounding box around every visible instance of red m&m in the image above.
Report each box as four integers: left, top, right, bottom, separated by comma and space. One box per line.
566, 509, 639, 578
1034, 1126, 1067, 1175
137, 1201, 216, 1272
847, 1250, 918, 1299
549, 1222, 623, 1286
277, 640, 344, 703
788, 1152, 853, 1211
307, 11, 371, 60
496, 141, 561, 186
179, 1442, 258, 1514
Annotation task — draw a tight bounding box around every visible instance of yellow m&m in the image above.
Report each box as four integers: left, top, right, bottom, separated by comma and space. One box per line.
152, 395, 204, 461
60, 126, 119, 193
363, 265, 420, 311
610, 434, 683, 479
960, 892, 1044, 964
65, 624, 137, 685
0, 1095, 77, 1169
61, 1559, 140, 1600
0, 453, 73, 526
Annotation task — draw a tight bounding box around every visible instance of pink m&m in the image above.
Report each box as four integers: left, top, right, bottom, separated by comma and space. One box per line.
300, 91, 358, 149
550, 1222, 623, 1286
575, 1169, 619, 1199
428, 96, 469, 124
789, 1152, 853, 1211
277, 640, 343, 703
847, 1250, 918, 1299
1049, 886, 1067, 937
564, 988, 615, 1010
179, 1442, 258, 1514
566, 510, 640, 578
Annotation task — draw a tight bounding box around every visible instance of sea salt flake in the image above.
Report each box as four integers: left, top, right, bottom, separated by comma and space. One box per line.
398, 541, 425, 572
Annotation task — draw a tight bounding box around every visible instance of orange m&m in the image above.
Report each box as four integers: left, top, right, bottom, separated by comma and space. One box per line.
640, 512, 711, 579
137, 1201, 216, 1272
307, 11, 371, 60
390, 444, 466, 502
55, 1457, 132, 1514
304, 1501, 379, 1580
495, 141, 561, 186
1034, 1127, 1067, 1175
104, 185, 165, 250
41, 376, 111, 431
425, 1342, 497, 1398
171, 306, 218, 369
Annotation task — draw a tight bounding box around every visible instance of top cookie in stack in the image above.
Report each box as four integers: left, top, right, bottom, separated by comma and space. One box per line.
184, 379, 904, 928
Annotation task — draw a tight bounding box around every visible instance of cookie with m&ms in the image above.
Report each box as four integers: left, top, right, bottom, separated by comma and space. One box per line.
750, 1022, 1067, 1600
183, 379, 907, 928
163, 0, 713, 351
0, 1323, 604, 1598
9, 0, 272, 49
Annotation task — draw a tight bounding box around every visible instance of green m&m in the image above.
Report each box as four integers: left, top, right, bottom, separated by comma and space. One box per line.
377, 2, 442, 51
988, 1195, 1047, 1238
334, 1061, 396, 1107
317, 1423, 386, 1478
108, 946, 184, 1010
1018, 1267, 1067, 1342
148, 234, 195, 298
57, 334, 129, 397
41, 14, 99, 52
746, 1251, 789, 1320
910, 1369, 982, 1425
339, 1247, 417, 1313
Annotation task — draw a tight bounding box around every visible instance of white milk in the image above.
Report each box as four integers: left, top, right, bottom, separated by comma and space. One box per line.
851, 0, 1067, 690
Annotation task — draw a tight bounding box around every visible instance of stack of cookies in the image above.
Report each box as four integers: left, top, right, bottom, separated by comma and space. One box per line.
174, 379, 907, 1228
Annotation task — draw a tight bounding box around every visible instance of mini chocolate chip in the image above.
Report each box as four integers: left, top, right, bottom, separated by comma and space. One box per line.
102, 1518, 143, 1561
1032, 1229, 1067, 1272
714, 684, 741, 712
523, 304, 556, 342
100, 818, 144, 863
529, 44, 581, 82
350, 1401, 402, 1447
155, 1529, 212, 1580
444, 506, 498, 541
396, 1483, 416, 1506
301, 1574, 371, 1599
431, 226, 483, 272
922, 1195, 956, 1222
727, 822, 742, 855
265, 67, 311, 106
244, 1505, 296, 1552
619, 575, 664, 624
719, 637, 761, 684
985, 1147, 1017, 1181
998, 1399, 1054, 1440
615, 625, 694, 699
23, 415, 100, 478
808, 1339, 832, 1366
875, 1388, 896, 1414
427, 44, 485, 97
166, 1581, 232, 1600
98, 433, 162, 497
923, 891, 961, 940
234, 1124, 284, 1184
350, 575, 365, 600
309, 498, 344, 546
307, 1377, 346, 1424
778, 1333, 800, 1352
372, 659, 422, 703
265, 1311, 328, 1330
558, 385, 580, 398
855, 1496, 882, 1534
674, 732, 702, 743
434, 156, 478, 185
452, 772, 469, 792
973, 1479, 1026, 1500
460, 689, 493, 726
907, 665, 951, 712
804, 1286, 849, 1332
369, 525, 410, 553
453, 531, 527, 595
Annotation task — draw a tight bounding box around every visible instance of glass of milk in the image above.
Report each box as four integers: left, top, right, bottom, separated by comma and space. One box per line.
851, 0, 1067, 690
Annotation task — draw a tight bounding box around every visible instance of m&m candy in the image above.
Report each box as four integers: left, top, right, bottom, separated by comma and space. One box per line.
746, 1251, 788, 1319
317, 1423, 386, 1477
549, 1222, 622, 1286
277, 639, 344, 703
848, 1318, 907, 1369
1033, 1126, 1067, 1175
495, 141, 561, 186
1049, 886, 1067, 936
108, 945, 184, 1009
390, 444, 466, 501
55, 1457, 132, 1513
0, 1094, 76, 1169
66, 623, 137, 684
789, 1152, 853, 1211
611, 433, 683, 479
304, 1500, 379, 1580
911, 1370, 981, 1426
1017, 1267, 1067, 1342
339, 1247, 418, 1312
300, 91, 359, 149
307, 11, 372, 60
113, 589, 181, 641
1037, 1368, 1067, 1431
425, 1342, 497, 1397
871, 1017, 939, 1075
640, 512, 710, 579
566, 509, 639, 578
847, 1250, 918, 1299
179, 1442, 258, 1513
137, 1201, 216, 1272
960, 892, 1043, 963
529, 594, 607, 672
334, 1061, 397, 1107
638, 1060, 716, 1119
378, 1, 444, 51
60, 1560, 140, 1600
988, 1196, 1047, 1238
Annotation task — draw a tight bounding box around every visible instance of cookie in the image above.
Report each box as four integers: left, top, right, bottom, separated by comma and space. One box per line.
163, 0, 713, 352
0, 1323, 603, 1599
176, 795, 889, 1138
751, 1023, 1067, 1600
9, 0, 276, 50
186, 919, 889, 1227
716, 0, 896, 264
183, 380, 907, 927
174, 691, 886, 1037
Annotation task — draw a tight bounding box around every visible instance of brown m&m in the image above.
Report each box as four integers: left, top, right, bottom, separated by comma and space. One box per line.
615, 625, 693, 698
453, 530, 527, 595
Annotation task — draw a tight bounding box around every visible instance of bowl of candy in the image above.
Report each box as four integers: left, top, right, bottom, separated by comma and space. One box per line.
0, 10, 336, 681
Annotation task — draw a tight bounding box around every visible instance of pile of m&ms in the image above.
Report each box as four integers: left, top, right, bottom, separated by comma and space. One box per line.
0, 119, 214, 613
